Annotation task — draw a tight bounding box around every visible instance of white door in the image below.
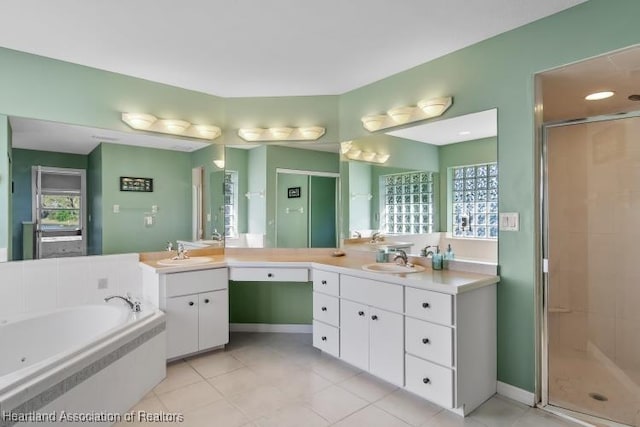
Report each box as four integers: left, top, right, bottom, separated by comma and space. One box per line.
165, 294, 199, 359
339, 299, 369, 370
198, 290, 229, 350
369, 307, 404, 385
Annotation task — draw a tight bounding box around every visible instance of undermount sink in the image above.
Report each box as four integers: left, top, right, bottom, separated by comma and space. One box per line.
361, 263, 425, 274
156, 256, 214, 266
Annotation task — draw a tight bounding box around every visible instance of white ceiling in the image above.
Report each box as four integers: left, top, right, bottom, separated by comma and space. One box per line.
0, 0, 585, 97
387, 109, 497, 145
10, 117, 210, 154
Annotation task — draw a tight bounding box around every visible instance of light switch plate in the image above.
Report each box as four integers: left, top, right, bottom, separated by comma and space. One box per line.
113, 204, 120, 213
499, 212, 519, 231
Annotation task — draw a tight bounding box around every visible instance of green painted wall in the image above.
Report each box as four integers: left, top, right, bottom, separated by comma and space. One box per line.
310, 175, 337, 248
229, 281, 312, 324
247, 146, 267, 234
438, 137, 497, 231
99, 144, 192, 254
189, 143, 225, 238
87, 145, 103, 255
339, 0, 640, 391
0, 115, 11, 259
11, 148, 88, 260
348, 161, 372, 233
276, 173, 309, 248
225, 148, 249, 234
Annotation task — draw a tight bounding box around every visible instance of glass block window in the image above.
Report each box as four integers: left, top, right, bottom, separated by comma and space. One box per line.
382, 171, 435, 234
451, 163, 498, 239
223, 171, 238, 238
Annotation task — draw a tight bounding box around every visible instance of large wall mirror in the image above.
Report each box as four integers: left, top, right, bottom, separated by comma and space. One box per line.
6, 115, 223, 261
342, 109, 498, 263
223, 142, 340, 249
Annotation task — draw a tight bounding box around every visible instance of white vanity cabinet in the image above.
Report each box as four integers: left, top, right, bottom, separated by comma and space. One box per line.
312, 267, 497, 416
148, 268, 229, 360
311, 270, 340, 357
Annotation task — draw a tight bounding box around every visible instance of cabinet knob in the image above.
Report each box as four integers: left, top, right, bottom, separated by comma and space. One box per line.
267, 273, 274, 278
422, 302, 430, 308
321, 280, 327, 285
204, 299, 210, 304
358, 311, 365, 316
188, 301, 195, 306
321, 306, 327, 311
422, 338, 430, 344
321, 336, 327, 341
423, 377, 431, 384
371, 315, 378, 320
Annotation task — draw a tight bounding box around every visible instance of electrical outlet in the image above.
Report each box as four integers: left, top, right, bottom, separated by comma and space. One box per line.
98, 278, 108, 289
113, 204, 120, 213
152, 205, 158, 213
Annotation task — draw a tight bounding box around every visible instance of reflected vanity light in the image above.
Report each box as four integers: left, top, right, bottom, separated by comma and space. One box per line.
121, 113, 221, 141
237, 126, 325, 142
213, 159, 225, 169
351, 192, 373, 200
361, 96, 453, 132
340, 141, 353, 154
345, 147, 389, 164
245, 190, 265, 199
585, 91, 614, 100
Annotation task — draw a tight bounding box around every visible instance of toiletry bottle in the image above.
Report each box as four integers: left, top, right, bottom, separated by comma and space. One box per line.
432, 246, 443, 270
443, 244, 454, 269
376, 246, 388, 263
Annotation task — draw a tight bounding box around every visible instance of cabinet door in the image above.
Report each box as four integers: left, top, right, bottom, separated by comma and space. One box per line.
165, 294, 199, 359
369, 307, 404, 385
198, 290, 229, 351
339, 299, 369, 370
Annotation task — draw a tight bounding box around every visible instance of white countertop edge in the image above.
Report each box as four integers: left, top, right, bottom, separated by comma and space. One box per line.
140, 258, 499, 295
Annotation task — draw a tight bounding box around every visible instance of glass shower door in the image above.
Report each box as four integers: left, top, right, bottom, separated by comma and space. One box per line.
545, 116, 640, 426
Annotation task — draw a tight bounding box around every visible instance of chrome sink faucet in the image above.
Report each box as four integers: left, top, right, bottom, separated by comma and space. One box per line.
210, 229, 223, 241
105, 294, 141, 312
173, 243, 189, 260
370, 231, 383, 243
393, 249, 414, 268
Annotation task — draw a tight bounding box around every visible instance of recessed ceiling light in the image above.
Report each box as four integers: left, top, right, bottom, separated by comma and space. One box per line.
585, 91, 614, 101
458, 131, 471, 136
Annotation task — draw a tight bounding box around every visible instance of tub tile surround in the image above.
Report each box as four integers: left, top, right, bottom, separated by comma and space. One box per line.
0, 253, 142, 317
116, 332, 579, 427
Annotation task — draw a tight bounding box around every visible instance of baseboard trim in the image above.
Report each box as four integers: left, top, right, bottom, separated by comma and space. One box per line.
229, 323, 312, 333
497, 381, 536, 406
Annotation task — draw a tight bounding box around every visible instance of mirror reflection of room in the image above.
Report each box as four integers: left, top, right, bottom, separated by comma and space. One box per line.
343, 109, 498, 263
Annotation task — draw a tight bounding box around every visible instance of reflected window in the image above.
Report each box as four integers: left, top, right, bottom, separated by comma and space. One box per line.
451, 163, 498, 239
381, 172, 435, 234
40, 194, 81, 231
223, 171, 238, 238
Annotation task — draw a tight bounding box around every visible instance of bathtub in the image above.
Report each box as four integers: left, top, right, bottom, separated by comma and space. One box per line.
0, 303, 166, 426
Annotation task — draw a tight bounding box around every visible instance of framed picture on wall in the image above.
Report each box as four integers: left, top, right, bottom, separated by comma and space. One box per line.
287, 186, 301, 198
120, 177, 153, 192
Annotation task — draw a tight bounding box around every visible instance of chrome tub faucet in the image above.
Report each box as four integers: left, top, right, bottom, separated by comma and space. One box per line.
105, 294, 141, 312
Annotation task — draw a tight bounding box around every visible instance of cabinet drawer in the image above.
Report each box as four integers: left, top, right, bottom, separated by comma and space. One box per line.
313, 320, 339, 357
313, 292, 339, 327
405, 287, 453, 326
405, 317, 454, 367
340, 275, 403, 313
164, 268, 228, 297
405, 354, 454, 409
312, 270, 339, 296
229, 267, 309, 282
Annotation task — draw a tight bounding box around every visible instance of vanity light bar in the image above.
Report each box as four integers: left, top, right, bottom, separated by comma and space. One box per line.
237, 126, 325, 142
121, 113, 222, 141
361, 96, 453, 132
344, 147, 390, 164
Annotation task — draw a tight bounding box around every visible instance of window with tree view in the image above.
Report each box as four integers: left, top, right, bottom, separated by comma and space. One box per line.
451, 163, 498, 239
40, 194, 81, 230
382, 171, 435, 234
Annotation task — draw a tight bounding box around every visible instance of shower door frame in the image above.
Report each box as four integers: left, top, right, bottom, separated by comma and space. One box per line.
539, 110, 640, 426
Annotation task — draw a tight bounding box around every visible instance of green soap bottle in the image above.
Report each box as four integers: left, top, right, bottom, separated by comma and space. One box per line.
431, 246, 443, 270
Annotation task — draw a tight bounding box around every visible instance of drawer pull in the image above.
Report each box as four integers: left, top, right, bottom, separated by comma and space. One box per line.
321, 306, 327, 311
422, 338, 430, 344
321, 280, 327, 285
321, 336, 327, 341
358, 311, 365, 316
423, 377, 431, 384
371, 315, 378, 320
188, 301, 195, 306
422, 302, 430, 308
204, 299, 210, 304
267, 273, 274, 278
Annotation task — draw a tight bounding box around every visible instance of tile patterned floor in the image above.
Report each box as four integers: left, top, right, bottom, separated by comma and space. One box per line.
116, 333, 580, 427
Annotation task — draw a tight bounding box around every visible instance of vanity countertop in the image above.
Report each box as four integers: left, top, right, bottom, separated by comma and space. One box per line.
139, 248, 499, 295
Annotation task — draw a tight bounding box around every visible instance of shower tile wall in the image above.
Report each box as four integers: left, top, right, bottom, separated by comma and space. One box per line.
0, 253, 142, 317
547, 118, 640, 424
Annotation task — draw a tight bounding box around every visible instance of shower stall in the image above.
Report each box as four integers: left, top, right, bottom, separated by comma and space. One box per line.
542, 113, 640, 426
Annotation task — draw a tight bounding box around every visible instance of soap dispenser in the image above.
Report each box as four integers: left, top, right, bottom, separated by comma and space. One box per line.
431, 246, 443, 270
443, 244, 454, 269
